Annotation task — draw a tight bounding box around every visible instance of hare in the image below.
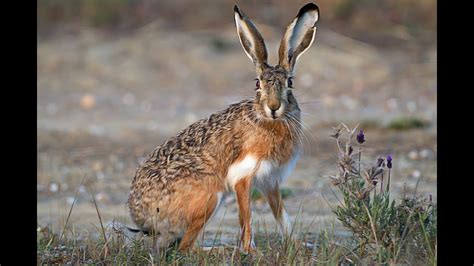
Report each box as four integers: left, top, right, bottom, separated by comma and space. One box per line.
128, 2, 319, 253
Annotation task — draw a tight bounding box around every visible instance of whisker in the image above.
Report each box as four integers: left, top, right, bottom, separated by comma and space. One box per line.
288, 113, 316, 142
299, 101, 322, 105
283, 116, 304, 150
286, 115, 311, 154
300, 111, 319, 118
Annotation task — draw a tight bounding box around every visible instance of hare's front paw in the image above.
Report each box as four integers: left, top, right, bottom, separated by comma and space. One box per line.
239, 239, 256, 254
240, 246, 257, 255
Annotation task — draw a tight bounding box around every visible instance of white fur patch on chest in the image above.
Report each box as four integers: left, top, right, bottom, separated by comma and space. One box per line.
226, 150, 301, 190
254, 149, 301, 190
226, 155, 258, 190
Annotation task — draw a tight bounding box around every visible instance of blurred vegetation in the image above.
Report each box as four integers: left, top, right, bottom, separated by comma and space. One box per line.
329, 123, 437, 264
38, 0, 436, 46
251, 187, 294, 201
387, 116, 430, 130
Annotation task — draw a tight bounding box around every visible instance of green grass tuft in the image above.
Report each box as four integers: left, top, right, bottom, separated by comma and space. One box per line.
387, 116, 430, 130
328, 123, 437, 264
251, 187, 294, 201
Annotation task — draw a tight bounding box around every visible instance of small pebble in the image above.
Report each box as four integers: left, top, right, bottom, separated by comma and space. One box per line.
66, 197, 75, 205
95, 191, 111, 203
92, 161, 103, 171
80, 94, 95, 110
49, 183, 59, 193
411, 169, 421, 179
322, 94, 336, 107
79, 185, 87, 194
408, 150, 419, 160
419, 149, 433, 159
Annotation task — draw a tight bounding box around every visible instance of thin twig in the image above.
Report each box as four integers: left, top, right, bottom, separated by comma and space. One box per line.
59, 175, 87, 241
88, 185, 109, 259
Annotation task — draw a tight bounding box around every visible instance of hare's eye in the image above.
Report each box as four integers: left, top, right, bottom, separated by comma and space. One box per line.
255, 79, 260, 90
288, 78, 293, 88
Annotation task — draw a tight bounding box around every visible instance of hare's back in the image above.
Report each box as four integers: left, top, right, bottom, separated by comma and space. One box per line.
133, 99, 253, 183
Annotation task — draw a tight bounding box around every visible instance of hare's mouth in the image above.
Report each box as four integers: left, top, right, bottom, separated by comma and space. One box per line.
263, 103, 285, 120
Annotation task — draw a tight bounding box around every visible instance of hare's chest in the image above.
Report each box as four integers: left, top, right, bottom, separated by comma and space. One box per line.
253, 149, 301, 189
225, 149, 300, 190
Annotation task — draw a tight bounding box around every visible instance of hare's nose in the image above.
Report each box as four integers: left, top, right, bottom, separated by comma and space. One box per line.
269, 104, 280, 119
268, 101, 281, 112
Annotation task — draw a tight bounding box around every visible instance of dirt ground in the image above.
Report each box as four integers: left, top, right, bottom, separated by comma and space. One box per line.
37, 21, 436, 246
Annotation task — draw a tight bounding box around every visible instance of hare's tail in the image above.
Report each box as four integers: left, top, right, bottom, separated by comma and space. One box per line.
125, 226, 149, 235
105, 220, 150, 243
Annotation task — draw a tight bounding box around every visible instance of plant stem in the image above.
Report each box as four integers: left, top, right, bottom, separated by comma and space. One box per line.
387, 169, 391, 193
363, 203, 380, 258
380, 173, 384, 194
358, 144, 361, 173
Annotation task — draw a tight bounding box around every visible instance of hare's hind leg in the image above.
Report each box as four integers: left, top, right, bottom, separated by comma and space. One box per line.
178, 191, 220, 251
263, 185, 291, 236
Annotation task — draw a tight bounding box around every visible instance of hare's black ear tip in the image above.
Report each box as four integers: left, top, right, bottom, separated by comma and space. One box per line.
298, 3, 319, 16
234, 5, 242, 15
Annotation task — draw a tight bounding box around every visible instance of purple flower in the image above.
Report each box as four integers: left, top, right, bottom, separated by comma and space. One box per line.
387, 155, 393, 169
356, 130, 365, 144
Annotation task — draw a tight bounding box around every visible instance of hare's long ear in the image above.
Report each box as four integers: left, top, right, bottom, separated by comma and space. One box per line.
278, 3, 319, 76
234, 5, 268, 75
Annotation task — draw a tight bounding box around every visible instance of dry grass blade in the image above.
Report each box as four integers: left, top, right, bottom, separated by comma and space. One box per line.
59, 175, 87, 241
87, 185, 109, 259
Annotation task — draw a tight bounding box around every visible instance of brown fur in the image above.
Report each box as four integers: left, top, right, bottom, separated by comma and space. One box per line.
128, 3, 319, 252
265, 186, 285, 224
235, 176, 254, 253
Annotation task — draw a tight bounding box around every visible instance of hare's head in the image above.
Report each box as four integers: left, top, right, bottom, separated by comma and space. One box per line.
234, 3, 319, 120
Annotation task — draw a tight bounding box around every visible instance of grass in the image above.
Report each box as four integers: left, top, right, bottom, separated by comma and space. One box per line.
38, 220, 354, 264
37, 123, 437, 264
251, 187, 294, 201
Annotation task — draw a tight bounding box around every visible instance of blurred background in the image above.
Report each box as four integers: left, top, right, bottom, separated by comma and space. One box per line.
38, 0, 436, 241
